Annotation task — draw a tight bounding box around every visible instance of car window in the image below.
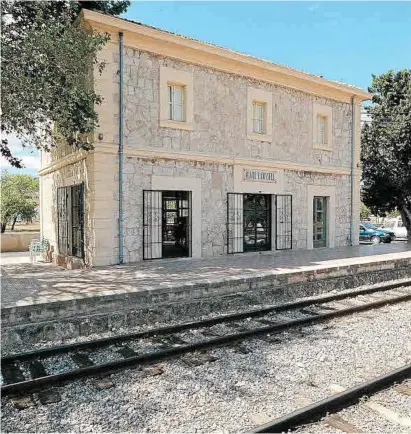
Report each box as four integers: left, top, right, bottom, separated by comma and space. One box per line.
398, 221, 403, 227
363, 223, 377, 229
382, 221, 394, 228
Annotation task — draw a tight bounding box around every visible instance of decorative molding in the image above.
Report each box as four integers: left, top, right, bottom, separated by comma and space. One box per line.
159, 120, 194, 131
39, 143, 358, 177
313, 144, 333, 152
38, 151, 88, 176
95, 143, 356, 176
82, 10, 371, 104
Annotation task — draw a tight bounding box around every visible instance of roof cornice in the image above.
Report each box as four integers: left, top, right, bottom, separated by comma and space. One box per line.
82, 9, 371, 103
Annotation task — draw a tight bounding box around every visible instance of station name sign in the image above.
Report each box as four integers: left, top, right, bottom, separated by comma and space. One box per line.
243, 169, 278, 183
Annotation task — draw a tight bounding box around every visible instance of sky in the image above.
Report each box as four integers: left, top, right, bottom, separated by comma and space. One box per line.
3, 1, 410, 176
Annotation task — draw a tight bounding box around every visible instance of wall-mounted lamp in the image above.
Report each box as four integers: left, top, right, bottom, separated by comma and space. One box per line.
98, 133, 104, 141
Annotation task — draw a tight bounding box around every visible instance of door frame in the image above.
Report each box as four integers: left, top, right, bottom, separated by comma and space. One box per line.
227, 192, 293, 253
143, 189, 192, 260
151, 176, 201, 258
161, 191, 192, 259
307, 185, 335, 249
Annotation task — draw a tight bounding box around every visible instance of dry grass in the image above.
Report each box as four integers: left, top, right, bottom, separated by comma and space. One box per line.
6, 222, 40, 233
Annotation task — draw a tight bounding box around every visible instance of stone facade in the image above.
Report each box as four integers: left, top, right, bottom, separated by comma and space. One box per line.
120, 49, 354, 168
39, 13, 368, 267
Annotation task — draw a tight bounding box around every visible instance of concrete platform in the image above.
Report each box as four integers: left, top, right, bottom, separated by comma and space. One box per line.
2, 243, 411, 349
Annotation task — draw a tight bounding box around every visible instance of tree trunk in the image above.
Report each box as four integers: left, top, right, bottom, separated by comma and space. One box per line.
399, 206, 411, 244
10, 216, 18, 231
1, 222, 6, 233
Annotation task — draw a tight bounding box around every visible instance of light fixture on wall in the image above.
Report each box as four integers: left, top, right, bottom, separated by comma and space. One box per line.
98, 133, 104, 141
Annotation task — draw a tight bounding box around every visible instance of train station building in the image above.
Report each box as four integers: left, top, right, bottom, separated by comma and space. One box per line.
39, 10, 371, 267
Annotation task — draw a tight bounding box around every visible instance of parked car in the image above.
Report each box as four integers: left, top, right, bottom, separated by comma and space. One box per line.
361, 222, 396, 242
378, 217, 408, 240
359, 223, 394, 244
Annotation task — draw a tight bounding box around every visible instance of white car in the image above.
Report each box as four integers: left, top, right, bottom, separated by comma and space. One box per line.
379, 217, 408, 240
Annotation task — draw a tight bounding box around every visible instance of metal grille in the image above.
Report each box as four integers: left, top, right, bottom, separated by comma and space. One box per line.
57, 187, 69, 256
71, 184, 84, 258
275, 194, 292, 250
143, 190, 192, 260
143, 190, 162, 260
227, 193, 244, 254
57, 183, 84, 258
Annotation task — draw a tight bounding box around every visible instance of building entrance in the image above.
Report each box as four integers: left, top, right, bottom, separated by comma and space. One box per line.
227, 193, 292, 254
243, 194, 271, 252
162, 191, 190, 258
143, 190, 191, 259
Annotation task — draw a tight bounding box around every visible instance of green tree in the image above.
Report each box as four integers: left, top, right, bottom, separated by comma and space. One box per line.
1, 0, 130, 168
0, 171, 39, 232
360, 202, 371, 220
361, 70, 411, 242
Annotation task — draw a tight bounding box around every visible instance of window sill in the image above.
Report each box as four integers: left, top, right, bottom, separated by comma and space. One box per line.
247, 133, 273, 142
313, 144, 333, 152
160, 119, 194, 131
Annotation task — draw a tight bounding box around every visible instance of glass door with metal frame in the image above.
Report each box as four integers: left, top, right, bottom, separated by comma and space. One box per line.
313, 196, 328, 248
243, 194, 271, 252
162, 191, 191, 258
143, 190, 191, 260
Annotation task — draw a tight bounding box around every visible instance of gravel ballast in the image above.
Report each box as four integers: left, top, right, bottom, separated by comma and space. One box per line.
296, 380, 411, 434
2, 300, 410, 433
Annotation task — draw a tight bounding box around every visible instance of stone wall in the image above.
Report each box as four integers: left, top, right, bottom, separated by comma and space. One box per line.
284, 170, 352, 249
3, 259, 410, 352
118, 157, 352, 262
1, 232, 41, 253
40, 154, 95, 266
114, 46, 354, 168
121, 157, 234, 263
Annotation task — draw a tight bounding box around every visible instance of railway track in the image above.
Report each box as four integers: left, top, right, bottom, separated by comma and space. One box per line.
249, 364, 411, 433
2, 279, 411, 396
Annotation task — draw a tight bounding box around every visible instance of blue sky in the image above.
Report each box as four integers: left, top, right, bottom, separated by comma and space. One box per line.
123, 1, 411, 90
4, 1, 410, 175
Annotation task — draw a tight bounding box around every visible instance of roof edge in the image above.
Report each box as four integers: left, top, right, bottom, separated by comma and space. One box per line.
82, 9, 372, 102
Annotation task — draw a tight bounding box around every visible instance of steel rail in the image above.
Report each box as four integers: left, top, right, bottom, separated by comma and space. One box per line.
3, 279, 411, 364
2, 291, 410, 396
249, 363, 411, 433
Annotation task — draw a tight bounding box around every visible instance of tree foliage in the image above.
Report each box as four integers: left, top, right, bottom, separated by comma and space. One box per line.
0, 171, 39, 232
360, 202, 371, 220
1, 0, 130, 168
361, 70, 411, 242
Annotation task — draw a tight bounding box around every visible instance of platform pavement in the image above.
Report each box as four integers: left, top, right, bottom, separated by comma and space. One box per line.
2, 243, 411, 309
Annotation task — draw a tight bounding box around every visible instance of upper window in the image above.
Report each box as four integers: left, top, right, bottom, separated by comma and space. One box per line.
168, 85, 185, 122
247, 87, 272, 142
313, 103, 333, 150
317, 115, 328, 145
160, 66, 193, 131
252, 102, 266, 134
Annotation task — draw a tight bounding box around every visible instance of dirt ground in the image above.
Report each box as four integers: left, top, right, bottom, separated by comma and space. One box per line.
5, 222, 40, 232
